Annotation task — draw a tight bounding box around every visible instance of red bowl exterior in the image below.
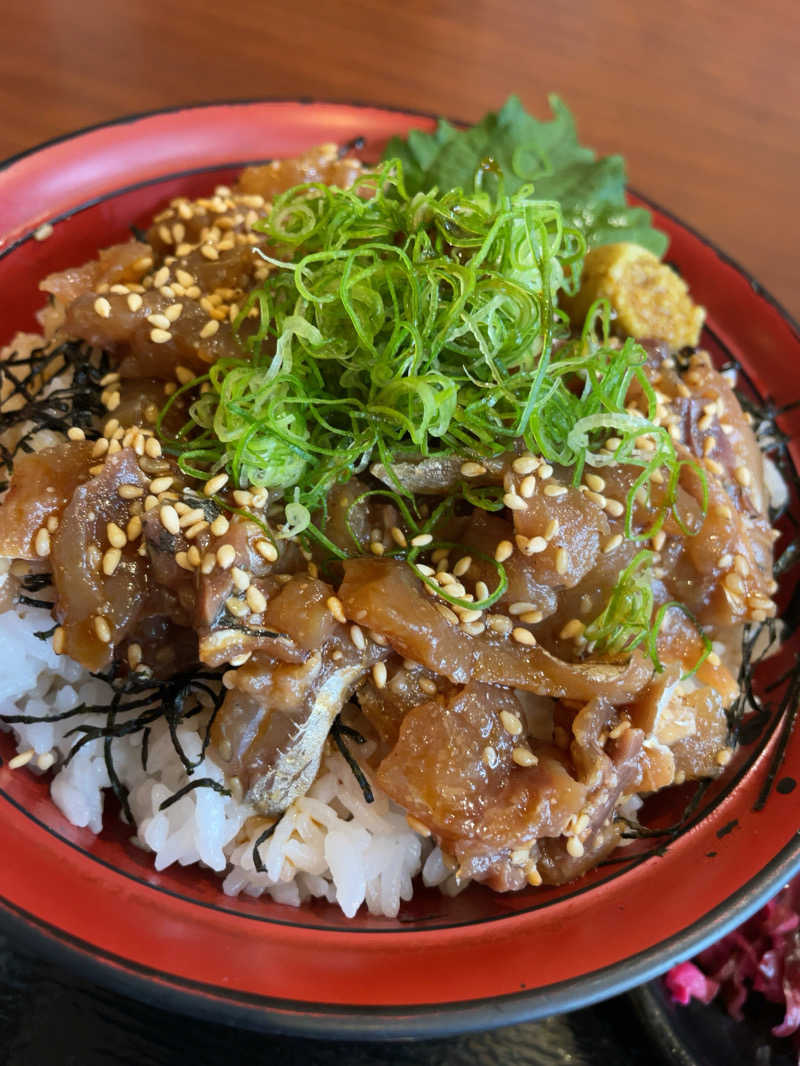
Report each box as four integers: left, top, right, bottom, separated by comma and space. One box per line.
1, 101, 799, 1037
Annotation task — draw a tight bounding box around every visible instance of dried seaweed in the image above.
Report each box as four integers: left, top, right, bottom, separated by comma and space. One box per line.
330, 715, 374, 804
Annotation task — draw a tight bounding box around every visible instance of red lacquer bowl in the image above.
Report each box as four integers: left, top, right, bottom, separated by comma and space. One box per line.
1, 101, 799, 1038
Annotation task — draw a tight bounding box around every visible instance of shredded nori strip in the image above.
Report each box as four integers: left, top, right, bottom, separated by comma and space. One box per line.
330, 715, 374, 804
252, 817, 281, 873
158, 777, 231, 811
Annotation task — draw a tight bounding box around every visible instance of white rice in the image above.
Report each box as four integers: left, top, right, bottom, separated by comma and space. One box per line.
0, 591, 455, 918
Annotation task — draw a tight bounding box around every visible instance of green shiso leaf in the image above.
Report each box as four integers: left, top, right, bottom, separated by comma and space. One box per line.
382, 94, 668, 257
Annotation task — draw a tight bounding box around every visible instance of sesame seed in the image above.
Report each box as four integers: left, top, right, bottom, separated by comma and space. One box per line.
543, 483, 567, 498
526, 863, 543, 887
204, 472, 228, 496
512, 746, 538, 767
46, 518, 59, 534
150, 328, 172, 344
94, 296, 112, 318
105, 391, 121, 411
512, 455, 539, 475
555, 547, 568, 575
66, 426, 86, 441
605, 499, 625, 518
117, 483, 143, 500
213, 543, 235, 570
175, 365, 194, 386
436, 603, 460, 626
325, 595, 347, 624
407, 532, 433, 549
651, 530, 666, 552
559, 618, 585, 640
350, 624, 366, 651
475, 580, 490, 601
734, 553, 750, 577
503, 491, 527, 511
516, 534, 547, 555
538, 463, 554, 480
147, 312, 172, 331
566, 836, 585, 858
487, 615, 513, 635
153, 266, 170, 288
460, 461, 487, 477
519, 474, 537, 498
102, 548, 121, 576
52, 626, 65, 655
509, 601, 538, 616
500, 709, 524, 735
246, 586, 267, 613
419, 677, 438, 695
734, 465, 751, 488
254, 538, 278, 563
148, 475, 174, 495
8, 749, 35, 770
34, 527, 51, 557
518, 610, 543, 624
94, 615, 112, 643
126, 292, 143, 312
185, 521, 208, 540
232, 490, 253, 508
200, 244, 219, 260
91, 438, 109, 458
178, 507, 205, 529
703, 436, 716, 456
494, 540, 513, 563
144, 494, 159, 512
482, 745, 498, 768
512, 626, 537, 646
715, 747, 733, 767
453, 555, 472, 578
104, 522, 125, 550
165, 303, 183, 322
724, 571, 745, 595
371, 662, 387, 689
603, 533, 623, 554
585, 473, 606, 492
406, 814, 431, 837
33, 222, 54, 241
159, 504, 180, 536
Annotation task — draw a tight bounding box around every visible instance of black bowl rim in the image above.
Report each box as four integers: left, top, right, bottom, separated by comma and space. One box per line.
1, 97, 799, 1041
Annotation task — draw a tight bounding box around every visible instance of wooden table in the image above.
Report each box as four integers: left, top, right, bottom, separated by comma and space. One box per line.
3, 0, 799, 320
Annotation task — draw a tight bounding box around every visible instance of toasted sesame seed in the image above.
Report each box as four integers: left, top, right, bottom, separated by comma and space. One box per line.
125, 643, 143, 670
164, 303, 183, 322
321, 595, 345, 624
33, 222, 54, 241
512, 627, 537, 646
405, 814, 431, 837
94, 615, 112, 643
519, 474, 537, 498
117, 483, 143, 500
651, 530, 666, 552
512, 746, 538, 767
150, 328, 172, 344
202, 472, 228, 497
419, 677, 438, 695
543, 483, 567, 499
159, 504, 180, 536
715, 747, 733, 767
349, 624, 366, 651
104, 391, 121, 411
482, 744, 498, 768
512, 455, 539, 475
487, 615, 513, 635
102, 547, 121, 576
517, 534, 547, 555
178, 507, 205, 529
252, 538, 277, 563
126, 292, 143, 312
104, 523, 126, 550
149, 475, 174, 495
94, 296, 112, 318
560, 618, 585, 640
500, 709, 524, 735
494, 540, 513, 563
8, 749, 35, 770
724, 571, 745, 595
555, 547, 568, 575
734, 465, 751, 487
585, 473, 606, 492
518, 610, 544, 624
66, 426, 86, 442
436, 603, 460, 626
246, 585, 268, 613
366, 661, 386, 691
450, 555, 471, 578
200, 244, 219, 260
52, 626, 65, 655
212, 543, 235, 570
603, 533, 623, 554
153, 266, 170, 288
734, 553, 750, 577
605, 499, 625, 518
32, 526, 51, 557
147, 312, 172, 331
503, 491, 527, 511
460, 461, 487, 477
475, 580, 490, 601
566, 836, 585, 858
509, 601, 538, 616
408, 532, 432, 548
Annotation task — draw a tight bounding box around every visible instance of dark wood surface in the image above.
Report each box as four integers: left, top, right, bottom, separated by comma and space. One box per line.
3, 0, 799, 319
